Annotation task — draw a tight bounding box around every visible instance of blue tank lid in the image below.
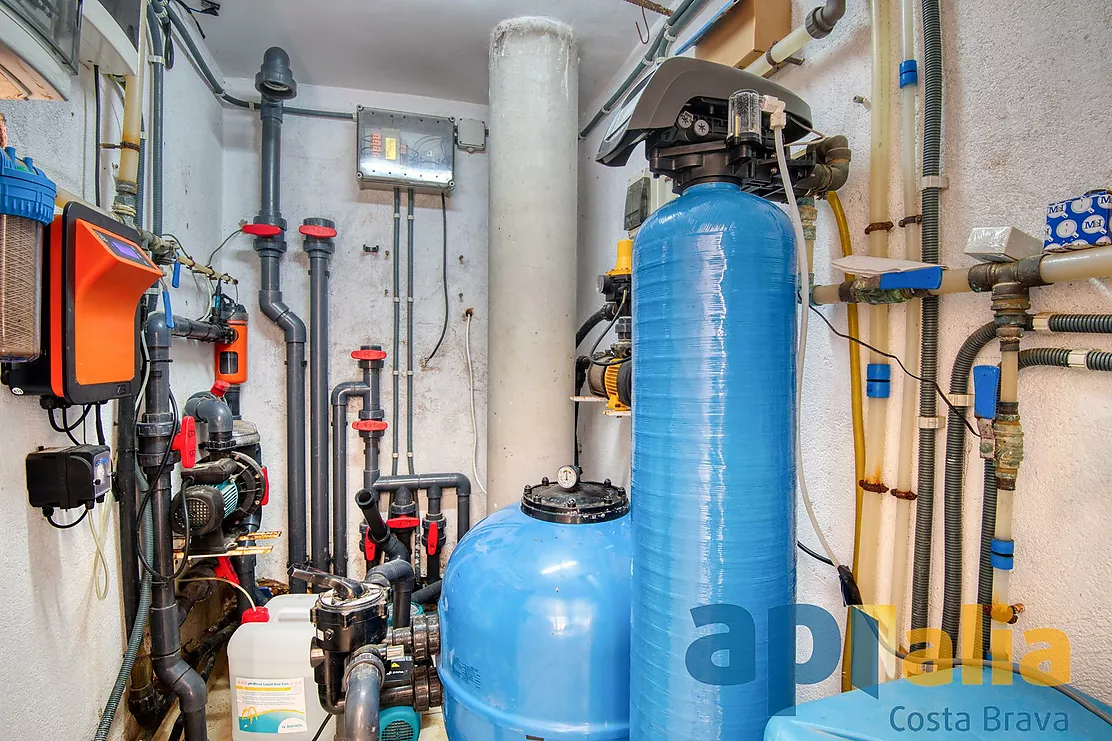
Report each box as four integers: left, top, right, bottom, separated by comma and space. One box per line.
0, 146, 57, 224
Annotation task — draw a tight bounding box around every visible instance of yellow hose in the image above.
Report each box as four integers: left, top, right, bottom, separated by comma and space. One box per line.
827, 191, 865, 692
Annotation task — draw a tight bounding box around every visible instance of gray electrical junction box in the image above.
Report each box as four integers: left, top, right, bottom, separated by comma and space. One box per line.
356, 106, 455, 194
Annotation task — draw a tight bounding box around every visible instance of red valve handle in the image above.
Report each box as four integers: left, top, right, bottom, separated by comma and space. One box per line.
171, 416, 197, 469
387, 516, 420, 530
351, 349, 387, 361
299, 224, 337, 239
210, 380, 230, 398
352, 419, 388, 432
215, 556, 240, 584
242, 223, 282, 237
427, 521, 439, 556
260, 466, 270, 506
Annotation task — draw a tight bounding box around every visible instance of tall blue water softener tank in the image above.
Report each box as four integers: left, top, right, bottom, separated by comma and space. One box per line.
631, 182, 798, 741
440, 470, 632, 741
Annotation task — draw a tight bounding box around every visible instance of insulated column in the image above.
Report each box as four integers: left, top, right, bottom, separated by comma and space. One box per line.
486, 18, 578, 510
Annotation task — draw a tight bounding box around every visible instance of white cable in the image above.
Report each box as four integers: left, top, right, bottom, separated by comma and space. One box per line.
773, 122, 841, 568
464, 312, 488, 497
89, 501, 113, 600
177, 576, 256, 610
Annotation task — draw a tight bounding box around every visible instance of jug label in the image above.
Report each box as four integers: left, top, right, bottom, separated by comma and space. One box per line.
236, 677, 308, 734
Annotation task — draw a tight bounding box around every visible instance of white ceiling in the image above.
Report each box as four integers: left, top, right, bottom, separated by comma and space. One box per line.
194, 0, 658, 108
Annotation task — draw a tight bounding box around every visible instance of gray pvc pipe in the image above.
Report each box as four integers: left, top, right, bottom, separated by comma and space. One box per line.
148, 2, 165, 236
343, 652, 384, 741
141, 314, 208, 740
391, 188, 401, 476
331, 381, 368, 577
406, 189, 416, 475
305, 220, 335, 572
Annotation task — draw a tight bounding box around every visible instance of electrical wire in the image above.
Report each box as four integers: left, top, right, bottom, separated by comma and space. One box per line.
587, 292, 629, 368
93, 64, 102, 208
136, 389, 191, 581
798, 540, 834, 567
774, 122, 841, 569
311, 715, 331, 741
47, 508, 89, 529
206, 228, 241, 266
464, 310, 487, 497
177, 576, 256, 610
90, 500, 113, 600
809, 305, 981, 439
424, 192, 449, 365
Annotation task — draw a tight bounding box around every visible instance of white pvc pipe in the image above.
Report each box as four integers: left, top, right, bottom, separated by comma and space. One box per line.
889, 0, 922, 671
487, 18, 578, 511
857, 0, 893, 608
744, 24, 814, 77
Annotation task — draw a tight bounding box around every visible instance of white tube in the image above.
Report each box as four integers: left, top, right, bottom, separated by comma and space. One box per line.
888, 0, 922, 670
487, 18, 578, 510
745, 24, 814, 77
856, 0, 894, 608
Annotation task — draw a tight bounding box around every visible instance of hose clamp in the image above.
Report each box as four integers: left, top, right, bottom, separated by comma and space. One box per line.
1031, 313, 1052, 332
1067, 349, 1090, 368
918, 416, 945, 429
921, 175, 949, 191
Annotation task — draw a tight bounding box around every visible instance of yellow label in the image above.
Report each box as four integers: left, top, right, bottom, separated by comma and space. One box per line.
385, 138, 398, 161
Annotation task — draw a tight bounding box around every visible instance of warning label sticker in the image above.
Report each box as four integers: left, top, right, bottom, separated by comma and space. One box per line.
236, 677, 308, 734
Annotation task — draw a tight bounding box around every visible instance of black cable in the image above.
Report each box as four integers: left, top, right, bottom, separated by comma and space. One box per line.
425, 192, 450, 365
588, 292, 629, 368
310, 715, 331, 741
93, 64, 102, 208
95, 403, 106, 446
810, 305, 981, 439
47, 508, 89, 529
797, 540, 834, 566
206, 228, 241, 266
136, 390, 191, 581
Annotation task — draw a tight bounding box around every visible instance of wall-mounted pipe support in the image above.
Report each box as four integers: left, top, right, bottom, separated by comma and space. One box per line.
744, 0, 847, 77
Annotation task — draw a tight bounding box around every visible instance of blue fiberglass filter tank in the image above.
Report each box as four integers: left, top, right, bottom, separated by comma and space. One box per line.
439, 470, 632, 741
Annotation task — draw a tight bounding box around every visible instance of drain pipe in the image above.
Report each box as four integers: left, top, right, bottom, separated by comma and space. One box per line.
391, 188, 402, 477
248, 48, 309, 592
405, 189, 416, 475
343, 648, 385, 741
139, 314, 209, 741
303, 218, 337, 572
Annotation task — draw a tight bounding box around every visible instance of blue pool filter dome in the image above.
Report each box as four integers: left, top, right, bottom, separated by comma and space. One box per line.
439, 473, 632, 741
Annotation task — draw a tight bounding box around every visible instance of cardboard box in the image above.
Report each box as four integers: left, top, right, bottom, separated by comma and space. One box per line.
695, 0, 791, 70
1044, 189, 1112, 252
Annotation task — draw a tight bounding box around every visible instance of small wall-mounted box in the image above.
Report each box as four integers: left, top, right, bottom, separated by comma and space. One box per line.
356, 107, 455, 194
1045, 189, 1112, 252
964, 226, 1043, 263
694, 0, 791, 70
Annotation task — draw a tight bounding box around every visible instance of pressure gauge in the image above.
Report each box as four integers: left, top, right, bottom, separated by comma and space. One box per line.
556, 465, 580, 490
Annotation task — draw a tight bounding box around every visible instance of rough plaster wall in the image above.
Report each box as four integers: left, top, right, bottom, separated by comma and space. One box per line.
219, 80, 488, 580
577, 0, 1112, 705
0, 57, 223, 739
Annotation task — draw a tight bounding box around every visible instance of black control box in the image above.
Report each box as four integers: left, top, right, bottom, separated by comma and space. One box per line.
26, 444, 113, 512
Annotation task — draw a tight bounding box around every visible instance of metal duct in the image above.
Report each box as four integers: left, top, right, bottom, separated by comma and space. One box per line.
630, 183, 797, 740
487, 17, 578, 510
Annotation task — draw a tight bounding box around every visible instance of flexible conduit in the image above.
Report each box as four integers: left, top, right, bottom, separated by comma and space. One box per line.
94, 465, 153, 741
910, 0, 943, 644
630, 182, 796, 739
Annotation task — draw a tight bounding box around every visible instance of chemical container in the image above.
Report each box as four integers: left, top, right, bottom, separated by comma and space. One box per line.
228, 594, 335, 740
439, 470, 632, 741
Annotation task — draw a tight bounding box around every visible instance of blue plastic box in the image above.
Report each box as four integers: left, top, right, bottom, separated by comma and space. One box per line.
1045, 189, 1111, 251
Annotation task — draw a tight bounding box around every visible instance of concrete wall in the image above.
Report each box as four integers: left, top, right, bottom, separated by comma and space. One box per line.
0, 55, 223, 739
577, 0, 1112, 704
219, 80, 489, 579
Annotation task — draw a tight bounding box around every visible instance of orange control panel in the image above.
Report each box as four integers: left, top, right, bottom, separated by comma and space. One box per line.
48, 203, 161, 403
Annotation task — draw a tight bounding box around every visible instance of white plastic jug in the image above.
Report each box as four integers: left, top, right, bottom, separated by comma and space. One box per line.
228, 594, 335, 740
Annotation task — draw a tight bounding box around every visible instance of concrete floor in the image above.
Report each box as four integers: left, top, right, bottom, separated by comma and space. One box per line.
153, 654, 449, 741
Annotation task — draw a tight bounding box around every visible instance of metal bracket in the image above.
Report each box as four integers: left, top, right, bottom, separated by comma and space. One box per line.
978, 419, 996, 459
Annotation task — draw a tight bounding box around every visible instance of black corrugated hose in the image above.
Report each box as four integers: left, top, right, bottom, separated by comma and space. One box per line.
975, 458, 997, 659
1043, 314, 1112, 334
1019, 347, 1112, 370
938, 323, 997, 654
910, 0, 945, 647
